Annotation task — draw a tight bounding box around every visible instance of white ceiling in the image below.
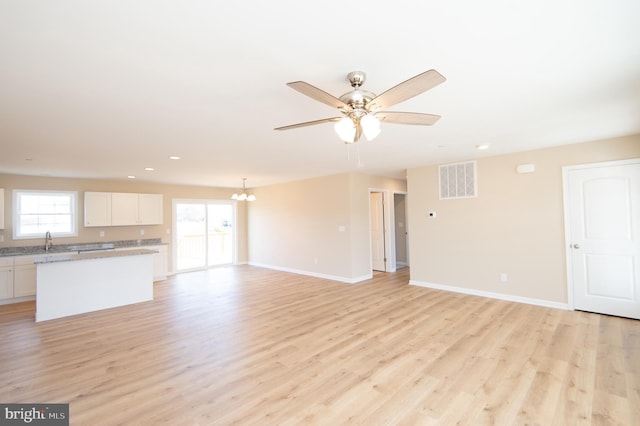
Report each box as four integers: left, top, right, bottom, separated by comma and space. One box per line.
1, 1, 639, 189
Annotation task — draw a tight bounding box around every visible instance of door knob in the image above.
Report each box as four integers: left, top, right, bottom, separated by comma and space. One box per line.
572, 243, 580, 249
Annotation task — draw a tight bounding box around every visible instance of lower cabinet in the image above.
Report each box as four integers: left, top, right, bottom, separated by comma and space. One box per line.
0, 258, 14, 299
0, 256, 37, 300
0, 246, 168, 303
115, 245, 167, 281
148, 245, 168, 281
14, 256, 37, 298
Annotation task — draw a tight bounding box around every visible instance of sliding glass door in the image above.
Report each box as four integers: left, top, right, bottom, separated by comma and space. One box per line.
175, 200, 235, 272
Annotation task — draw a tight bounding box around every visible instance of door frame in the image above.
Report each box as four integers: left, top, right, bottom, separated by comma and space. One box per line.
369, 188, 401, 273
369, 190, 387, 272
562, 158, 640, 311
393, 191, 409, 269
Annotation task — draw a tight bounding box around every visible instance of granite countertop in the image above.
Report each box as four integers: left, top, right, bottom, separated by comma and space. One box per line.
34, 248, 158, 264
0, 238, 166, 258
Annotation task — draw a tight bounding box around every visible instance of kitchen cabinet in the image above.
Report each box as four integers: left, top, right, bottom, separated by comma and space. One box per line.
138, 194, 163, 225
115, 244, 167, 281
84, 192, 112, 227
0, 188, 4, 229
14, 256, 37, 297
111, 193, 139, 225
148, 245, 168, 281
111, 193, 163, 226
84, 192, 163, 227
0, 258, 14, 299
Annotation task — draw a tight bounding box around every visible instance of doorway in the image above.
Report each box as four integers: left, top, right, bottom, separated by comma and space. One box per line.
174, 200, 235, 272
564, 159, 640, 319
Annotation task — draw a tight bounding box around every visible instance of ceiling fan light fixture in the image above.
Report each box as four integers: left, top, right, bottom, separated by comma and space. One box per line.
334, 117, 356, 143
361, 114, 381, 141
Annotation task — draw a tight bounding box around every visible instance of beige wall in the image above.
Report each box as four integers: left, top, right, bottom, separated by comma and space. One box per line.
248, 172, 406, 281
0, 174, 248, 272
407, 134, 640, 304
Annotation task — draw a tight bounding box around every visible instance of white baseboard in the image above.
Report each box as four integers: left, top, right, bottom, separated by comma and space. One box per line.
249, 262, 372, 284
0, 295, 35, 306
409, 279, 570, 310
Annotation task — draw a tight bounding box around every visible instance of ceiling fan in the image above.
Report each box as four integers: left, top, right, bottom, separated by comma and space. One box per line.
275, 69, 446, 144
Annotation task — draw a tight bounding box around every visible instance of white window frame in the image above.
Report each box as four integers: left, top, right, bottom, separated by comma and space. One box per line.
12, 190, 79, 239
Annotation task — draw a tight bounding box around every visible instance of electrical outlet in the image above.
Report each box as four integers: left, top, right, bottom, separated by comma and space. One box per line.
500, 273, 508, 282
140, 229, 145, 236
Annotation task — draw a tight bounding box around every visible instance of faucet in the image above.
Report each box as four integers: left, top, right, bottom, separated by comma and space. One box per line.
45, 231, 53, 252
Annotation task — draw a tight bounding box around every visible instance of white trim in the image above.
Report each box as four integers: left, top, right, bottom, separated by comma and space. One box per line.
0, 295, 35, 306
409, 279, 570, 310
12, 189, 79, 239
562, 157, 640, 313
249, 261, 372, 284
392, 190, 409, 270
369, 188, 392, 272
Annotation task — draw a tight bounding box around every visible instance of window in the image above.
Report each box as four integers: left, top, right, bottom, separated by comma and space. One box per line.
13, 190, 78, 239
439, 161, 477, 199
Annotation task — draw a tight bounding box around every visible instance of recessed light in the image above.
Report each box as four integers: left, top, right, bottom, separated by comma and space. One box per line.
169, 156, 180, 160
144, 167, 154, 171
476, 144, 489, 150
127, 175, 136, 179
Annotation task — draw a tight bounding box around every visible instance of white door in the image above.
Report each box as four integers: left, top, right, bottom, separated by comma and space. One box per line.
370, 192, 386, 272
565, 159, 640, 319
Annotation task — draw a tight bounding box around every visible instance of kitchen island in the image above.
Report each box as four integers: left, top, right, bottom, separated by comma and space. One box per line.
34, 249, 156, 322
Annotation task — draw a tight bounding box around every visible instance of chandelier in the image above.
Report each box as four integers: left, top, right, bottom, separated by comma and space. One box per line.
231, 178, 256, 201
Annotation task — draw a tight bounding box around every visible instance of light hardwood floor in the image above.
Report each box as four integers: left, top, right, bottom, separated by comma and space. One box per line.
1, 266, 639, 425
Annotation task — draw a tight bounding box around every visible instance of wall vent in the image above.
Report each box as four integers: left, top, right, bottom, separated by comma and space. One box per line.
439, 161, 477, 199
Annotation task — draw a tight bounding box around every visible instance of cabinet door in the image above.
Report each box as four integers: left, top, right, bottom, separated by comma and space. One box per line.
139, 194, 163, 225
0, 188, 4, 229
84, 192, 112, 227
111, 193, 139, 226
0, 264, 14, 299
148, 245, 168, 281
14, 263, 36, 297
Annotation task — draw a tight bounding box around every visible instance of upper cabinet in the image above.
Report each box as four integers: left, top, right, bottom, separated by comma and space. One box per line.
84, 192, 163, 227
111, 193, 139, 226
137, 193, 163, 225
84, 192, 112, 227
0, 188, 4, 229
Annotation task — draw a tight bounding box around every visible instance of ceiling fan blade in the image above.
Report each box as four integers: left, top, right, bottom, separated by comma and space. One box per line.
287, 81, 353, 112
367, 69, 446, 111
375, 111, 441, 126
274, 117, 342, 131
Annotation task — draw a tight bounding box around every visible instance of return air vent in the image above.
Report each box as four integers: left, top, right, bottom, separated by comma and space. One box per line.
439, 161, 477, 199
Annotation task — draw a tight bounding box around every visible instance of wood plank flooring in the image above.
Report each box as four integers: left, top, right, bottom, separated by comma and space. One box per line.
1, 266, 639, 425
